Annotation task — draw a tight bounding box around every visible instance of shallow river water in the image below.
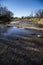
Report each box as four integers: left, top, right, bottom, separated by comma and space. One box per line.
0, 25, 43, 65
0, 25, 43, 38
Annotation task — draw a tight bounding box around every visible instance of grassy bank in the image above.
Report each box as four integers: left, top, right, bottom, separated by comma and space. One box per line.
30, 18, 43, 27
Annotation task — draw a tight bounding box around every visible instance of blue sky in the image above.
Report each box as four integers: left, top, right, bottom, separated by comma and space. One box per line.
0, 0, 43, 17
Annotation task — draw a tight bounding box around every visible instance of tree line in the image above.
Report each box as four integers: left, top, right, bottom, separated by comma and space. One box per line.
21, 9, 43, 19
0, 5, 43, 24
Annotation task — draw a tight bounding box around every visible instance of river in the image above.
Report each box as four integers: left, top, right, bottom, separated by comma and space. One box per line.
0, 25, 43, 38
0, 25, 43, 65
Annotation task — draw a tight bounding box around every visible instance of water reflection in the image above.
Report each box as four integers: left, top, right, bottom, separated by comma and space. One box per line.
3, 27, 34, 36
0, 25, 43, 38
1, 26, 43, 38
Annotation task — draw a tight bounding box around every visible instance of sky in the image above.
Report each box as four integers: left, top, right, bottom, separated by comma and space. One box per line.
0, 0, 43, 17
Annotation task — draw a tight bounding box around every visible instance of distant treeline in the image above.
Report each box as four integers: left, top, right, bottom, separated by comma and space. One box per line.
12, 9, 43, 21
0, 5, 43, 24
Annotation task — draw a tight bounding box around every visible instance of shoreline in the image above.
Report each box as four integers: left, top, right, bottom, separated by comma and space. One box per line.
5, 24, 43, 31
0, 23, 43, 31
24, 27, 43, 31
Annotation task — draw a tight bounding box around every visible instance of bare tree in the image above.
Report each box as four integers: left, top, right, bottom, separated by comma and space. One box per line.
0, 5, 13, 23
35, 9, 43, 20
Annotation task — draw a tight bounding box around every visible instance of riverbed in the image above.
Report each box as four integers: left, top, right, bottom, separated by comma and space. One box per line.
0, 25, 43, 65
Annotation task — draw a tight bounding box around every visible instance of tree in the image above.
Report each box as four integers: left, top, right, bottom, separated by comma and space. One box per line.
21, 16, 24, 19
35, 9, 43, 19
0, 5, 13, 23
